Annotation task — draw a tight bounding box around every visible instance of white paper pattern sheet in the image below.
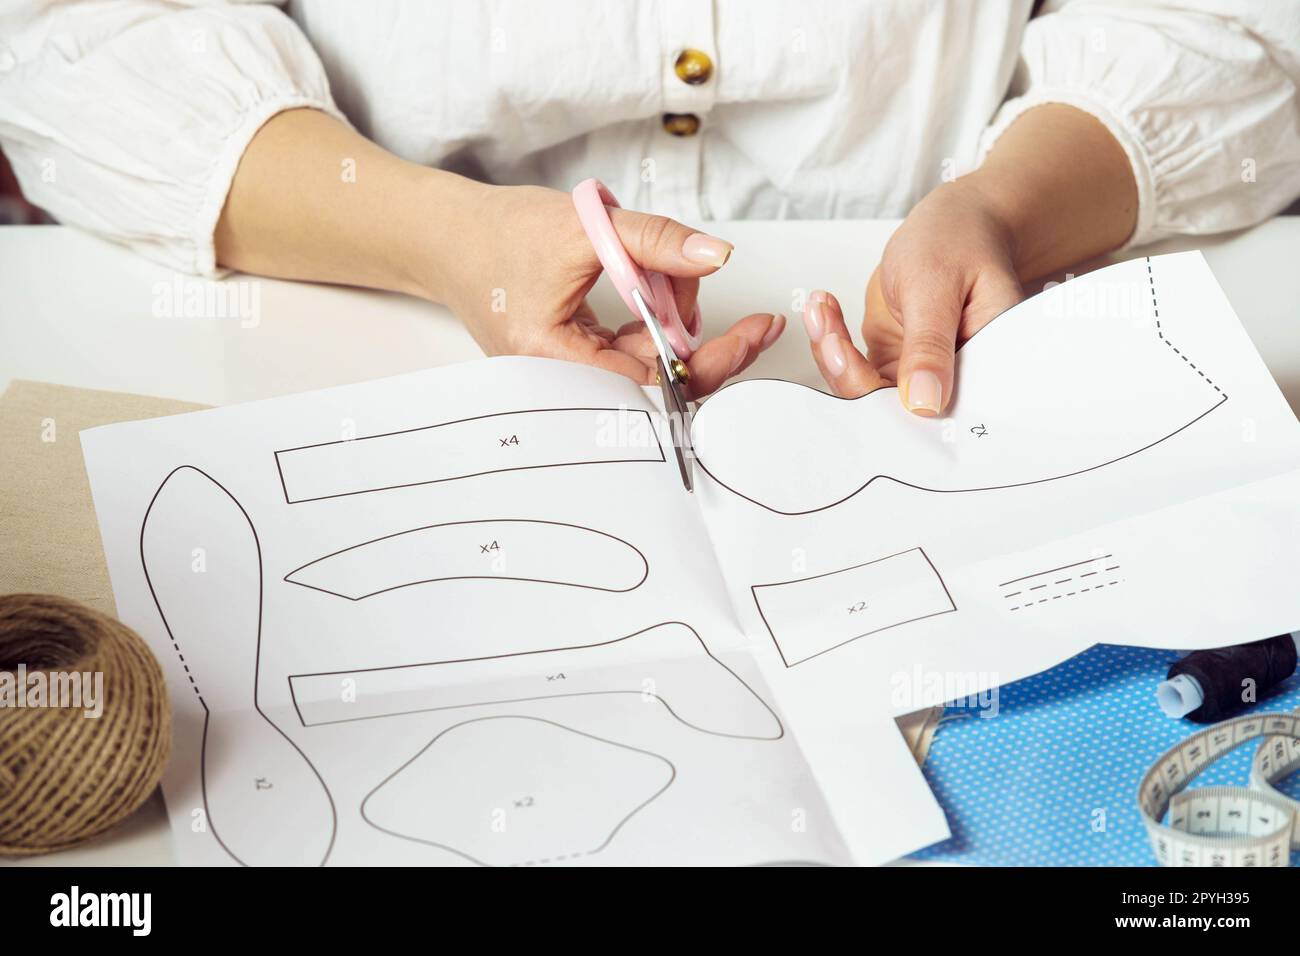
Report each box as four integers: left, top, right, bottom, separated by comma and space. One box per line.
691, 254, 1300, 820
82, 358, 903, 867
80, 252, 1300, 867
693, 257, 1230, 516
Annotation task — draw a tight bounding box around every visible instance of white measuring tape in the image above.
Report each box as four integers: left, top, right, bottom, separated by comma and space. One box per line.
1139, 711, 1300, 867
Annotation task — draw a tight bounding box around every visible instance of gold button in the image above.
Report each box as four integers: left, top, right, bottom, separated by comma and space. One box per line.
662, 112, 701, 137
674, 48, 713, 85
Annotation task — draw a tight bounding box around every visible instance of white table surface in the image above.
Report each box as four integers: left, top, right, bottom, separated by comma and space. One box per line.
3, 218, 1298, 866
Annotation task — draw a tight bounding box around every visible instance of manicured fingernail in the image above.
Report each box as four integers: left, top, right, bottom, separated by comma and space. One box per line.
760, 314, 786, 349
821, 332, 847, 377
683, 233, 733, 266
905, 369, 942, 414
803, 302, 826, 342
811, 290, 829, 304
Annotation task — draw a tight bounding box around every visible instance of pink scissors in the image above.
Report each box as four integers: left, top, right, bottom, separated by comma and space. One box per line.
572, 178, 698, 491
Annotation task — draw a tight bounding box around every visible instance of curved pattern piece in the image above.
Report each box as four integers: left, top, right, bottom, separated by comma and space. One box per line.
692, 257, 1227, 515
284, 519, 648, 600
289, 621, 784, 740
361, 716, 675, 866
141, 466, 337, 867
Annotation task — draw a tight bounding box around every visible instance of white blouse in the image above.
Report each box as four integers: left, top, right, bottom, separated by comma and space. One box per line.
1, 0, 1297, 277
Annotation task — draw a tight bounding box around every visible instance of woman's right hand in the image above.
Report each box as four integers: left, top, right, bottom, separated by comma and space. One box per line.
217, 111, 782, 397
434, 183, 786, 398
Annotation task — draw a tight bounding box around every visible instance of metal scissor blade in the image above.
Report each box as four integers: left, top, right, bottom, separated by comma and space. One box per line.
658, 358, 694, 493
631, 287, 694, 493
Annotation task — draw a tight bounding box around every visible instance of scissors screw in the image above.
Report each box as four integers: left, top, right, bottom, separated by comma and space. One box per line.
669, 359, 690, 383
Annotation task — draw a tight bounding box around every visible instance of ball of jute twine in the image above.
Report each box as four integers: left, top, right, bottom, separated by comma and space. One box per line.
0, 593, 170, 856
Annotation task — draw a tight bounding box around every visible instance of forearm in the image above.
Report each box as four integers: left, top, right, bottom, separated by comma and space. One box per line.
214, 108, 485, 301
964, 103, 1138, 281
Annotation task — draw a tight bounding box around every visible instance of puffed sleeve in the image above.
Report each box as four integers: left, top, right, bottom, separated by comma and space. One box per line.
0, 0, 347, 275
979, 0, 1300, 247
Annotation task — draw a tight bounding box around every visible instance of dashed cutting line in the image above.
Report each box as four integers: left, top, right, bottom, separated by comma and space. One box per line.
167, 637, 203, 700
1009, 579, 1123, 611
515, 850, 595, 867
1004, 565, 1121, 600
1147, 257, 1224, 396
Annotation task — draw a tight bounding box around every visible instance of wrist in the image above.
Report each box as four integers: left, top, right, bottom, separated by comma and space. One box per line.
394, 168, 493, 304
957, 167, 1035, 274
964, 103, 1139, 280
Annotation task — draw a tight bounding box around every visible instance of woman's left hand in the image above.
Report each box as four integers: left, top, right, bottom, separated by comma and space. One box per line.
801, 104, 1138, 415
801, 178, 1024, 411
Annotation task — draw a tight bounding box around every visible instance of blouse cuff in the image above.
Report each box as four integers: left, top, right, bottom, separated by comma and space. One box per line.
0, 2, 352, 278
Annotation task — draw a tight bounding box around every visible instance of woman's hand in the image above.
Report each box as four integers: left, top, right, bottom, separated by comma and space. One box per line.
855, 180, 1025, 412
803, 180, 1022, 410
440, 184, 785, 398
216, 109, 783, 397
802, 104, 1138, 414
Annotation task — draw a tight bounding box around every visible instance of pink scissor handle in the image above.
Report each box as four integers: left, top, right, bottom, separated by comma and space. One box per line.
571, 178, 703, 359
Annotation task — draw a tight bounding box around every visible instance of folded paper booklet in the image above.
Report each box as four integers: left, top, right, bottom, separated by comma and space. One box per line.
81, 252, 1300, 866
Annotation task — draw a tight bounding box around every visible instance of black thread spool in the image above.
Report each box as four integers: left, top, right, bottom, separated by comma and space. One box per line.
1160, 634, 1298, 723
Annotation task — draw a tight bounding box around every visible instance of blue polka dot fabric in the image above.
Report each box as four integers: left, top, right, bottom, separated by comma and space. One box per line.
909, 644, 1300, 866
